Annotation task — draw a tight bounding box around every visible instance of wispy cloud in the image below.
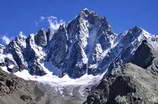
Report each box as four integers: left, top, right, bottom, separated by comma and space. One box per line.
47, 16, 65, 31
38, 16, 65, 33
18, 31, 26, 38
0, 35, 11, 45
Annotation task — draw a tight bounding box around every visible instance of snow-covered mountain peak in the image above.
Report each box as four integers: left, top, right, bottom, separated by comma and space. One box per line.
0, 9, 157, 79
79, 8, 96, 17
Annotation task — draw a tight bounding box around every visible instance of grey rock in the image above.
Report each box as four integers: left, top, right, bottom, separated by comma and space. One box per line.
29, 61, 46, 76
84, 63, 158, 104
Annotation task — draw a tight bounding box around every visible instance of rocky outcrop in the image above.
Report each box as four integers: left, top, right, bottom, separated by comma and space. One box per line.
0, 68, 37, 104
84, 63, 158, 104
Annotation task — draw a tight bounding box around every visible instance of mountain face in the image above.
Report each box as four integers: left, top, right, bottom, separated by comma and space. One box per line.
84, 36, 158, 104
0, 9, 158, 78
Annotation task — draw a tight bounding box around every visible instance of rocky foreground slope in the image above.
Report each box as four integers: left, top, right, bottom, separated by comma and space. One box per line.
84, 63, 158, 104
0, 68, 41, 104
0, 68, 89, 104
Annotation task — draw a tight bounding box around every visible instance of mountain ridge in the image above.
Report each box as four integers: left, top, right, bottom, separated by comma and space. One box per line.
0, 9, 158, 78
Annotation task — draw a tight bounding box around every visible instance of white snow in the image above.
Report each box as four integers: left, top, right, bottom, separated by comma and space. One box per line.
142, 29, 152, 38
94, 43, 103, 62
0, 53, 15, 63
79, 18, 89, 48
45, 16, 65, 34
14, 69, 103, 86
18, 31, 27, 39
1, 35, 11, 45
136, 29, 158, 49
1, 66, 9, 73
0, 53, 18, 73
81, 48, 88, 64
89, 64, 98, 69
14, 69, 104, 96
101, 44, 117, 60
16, 31, 27, 48
8, 65, 14, 69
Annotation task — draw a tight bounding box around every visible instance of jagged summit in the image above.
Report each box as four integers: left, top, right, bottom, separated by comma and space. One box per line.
79, 8, 109, 26
80, 8, 96, 15
0, 9, 157, 78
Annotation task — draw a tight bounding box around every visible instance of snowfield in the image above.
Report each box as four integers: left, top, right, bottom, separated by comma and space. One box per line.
14, 69, 104, 86
13, 69, 104, 98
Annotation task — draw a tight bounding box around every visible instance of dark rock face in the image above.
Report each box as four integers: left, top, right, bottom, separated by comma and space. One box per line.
35, 29, 48, 47
130, 40, 157, 68
47, 25, 68, 68
29, 61, 46, 76
84, 63, 158, 104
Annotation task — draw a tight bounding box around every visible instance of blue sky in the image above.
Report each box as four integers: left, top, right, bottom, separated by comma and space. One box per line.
0, 0, 158, 39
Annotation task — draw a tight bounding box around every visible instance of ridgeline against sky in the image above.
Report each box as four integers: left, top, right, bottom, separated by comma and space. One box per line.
0, 0, 157, 39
